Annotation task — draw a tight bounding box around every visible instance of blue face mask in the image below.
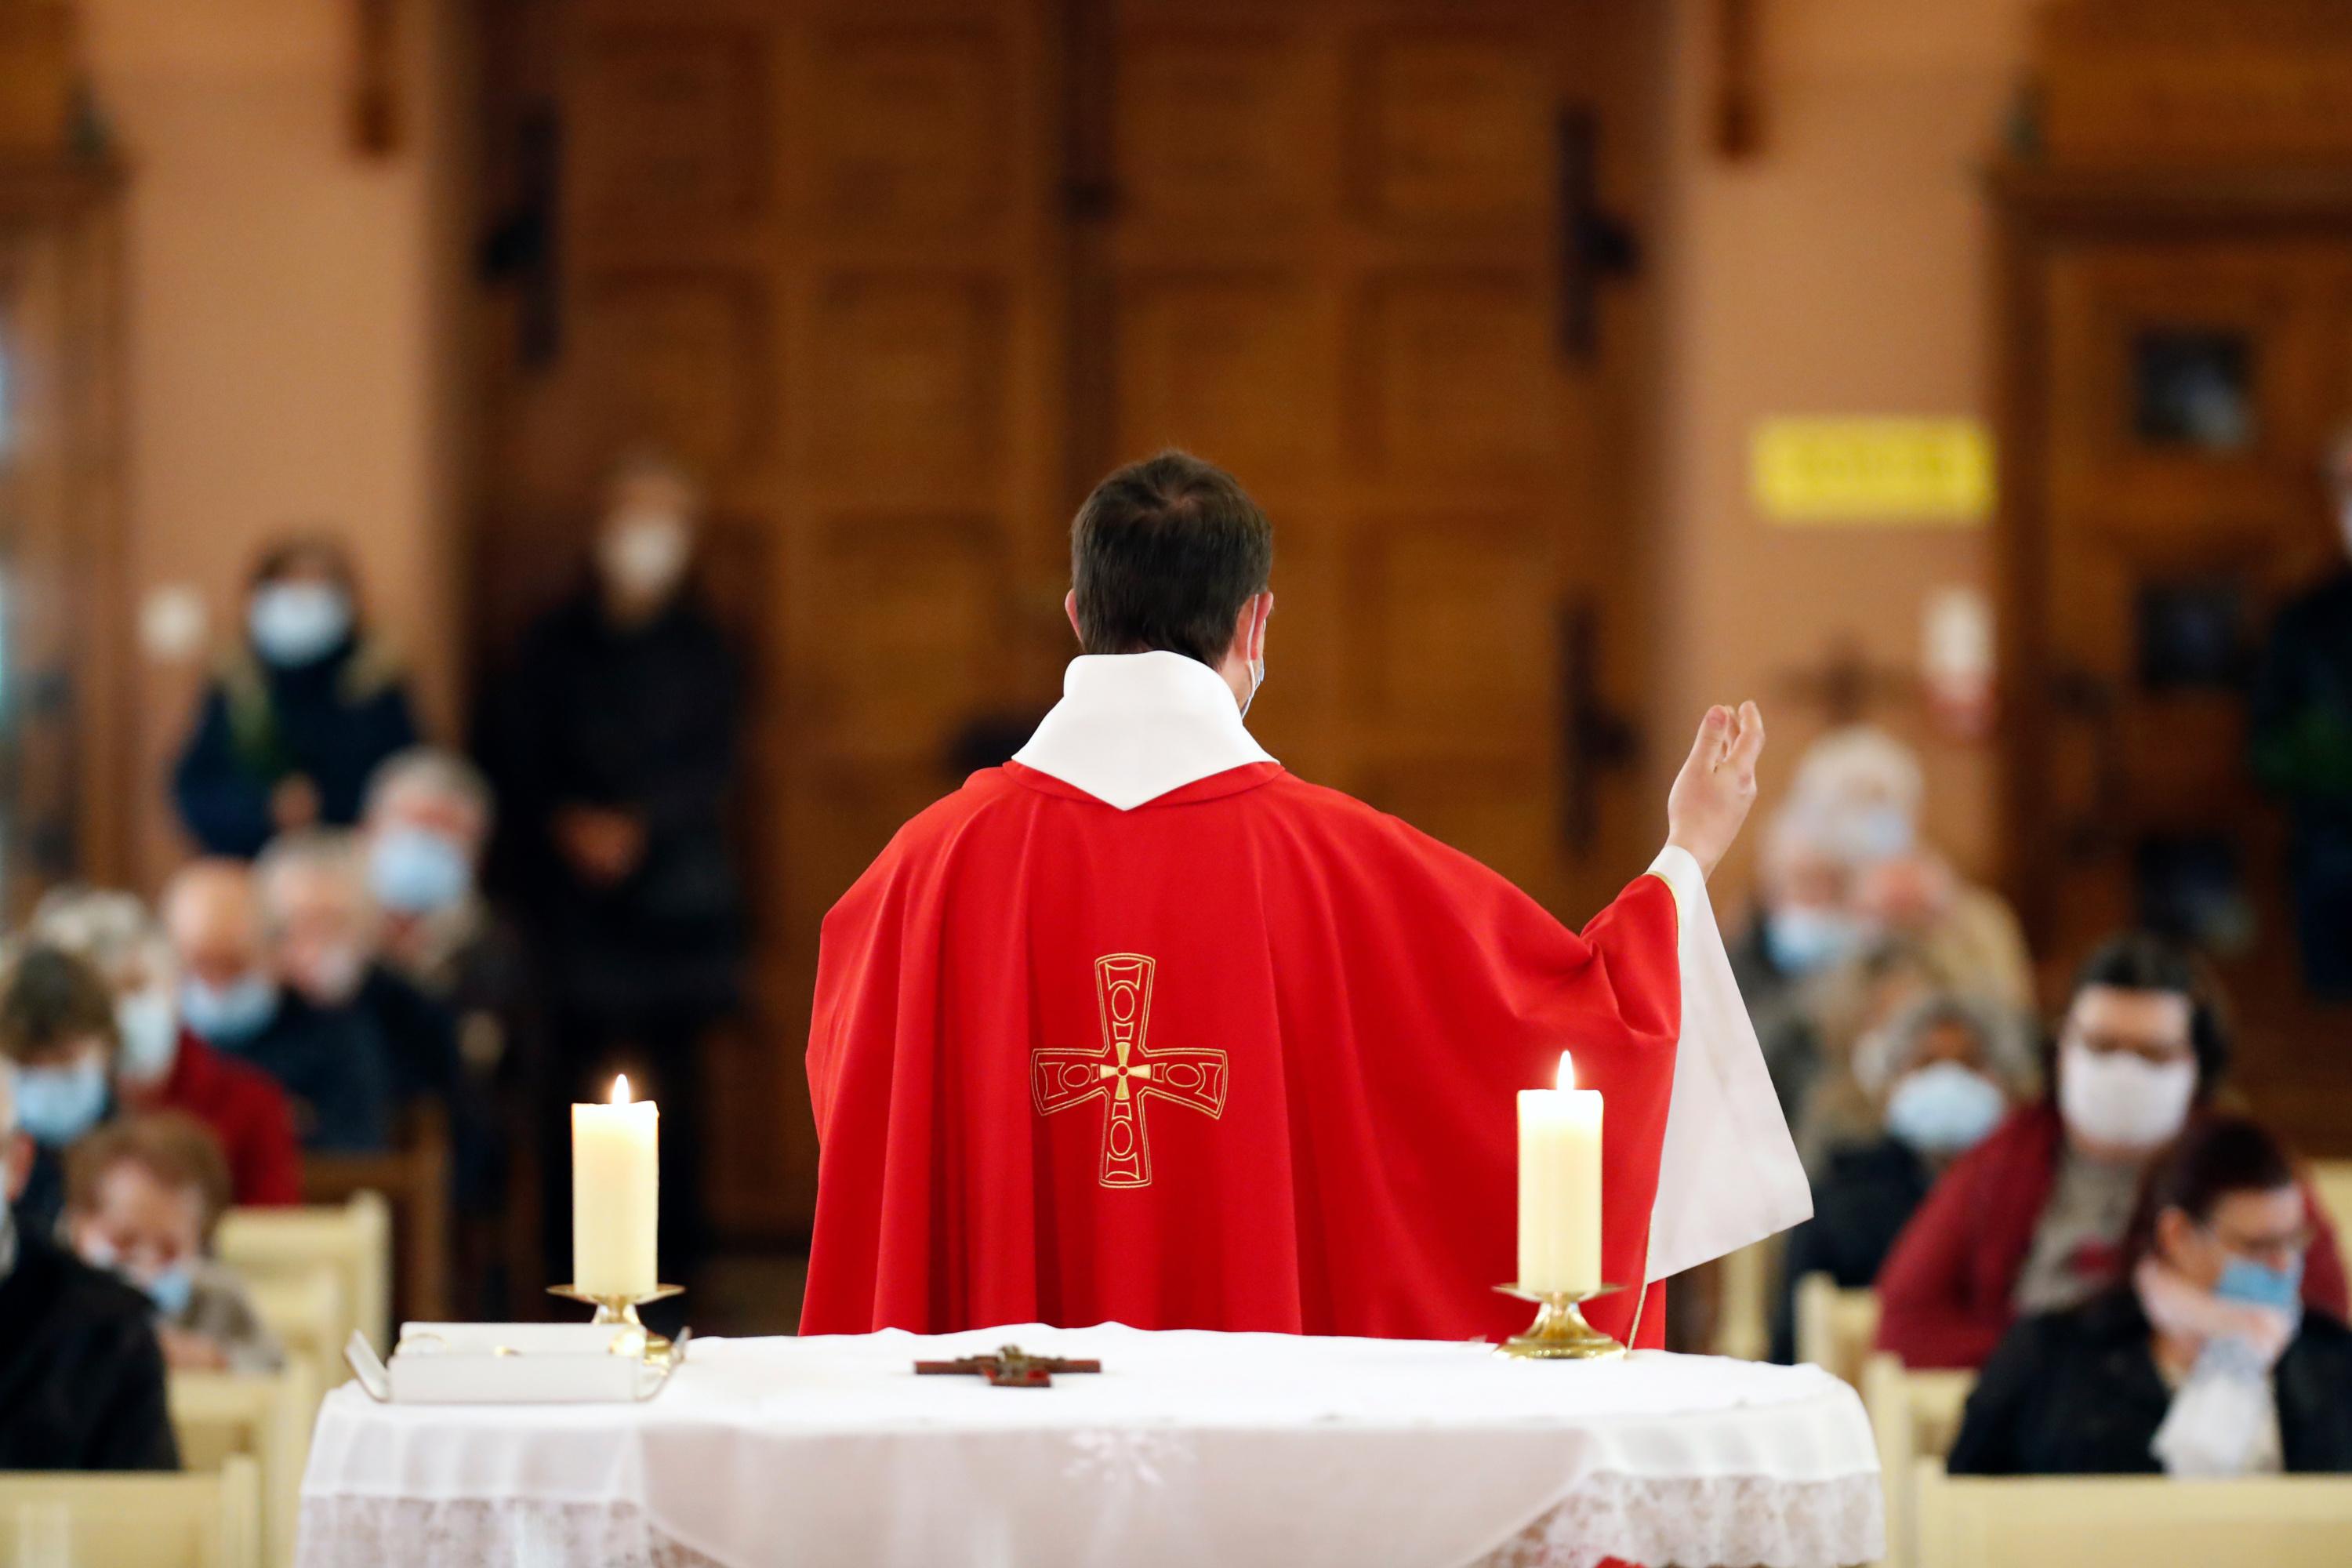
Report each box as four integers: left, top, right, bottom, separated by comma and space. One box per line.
1884, 1062, 2006, 1156
1764, 906, 1867, 976
141, 1265, 196, 1319
248, 582, 353, 667
1847, 804, 1916, 862
7, 1056, 110, 1147
368, 826, 472, 914
2216, 1254, 2303, 1316
179, 974, 280, 1047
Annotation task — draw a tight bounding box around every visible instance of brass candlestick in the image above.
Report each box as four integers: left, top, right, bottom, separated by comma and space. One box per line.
549, 1283, 685, 1365
1494, 1283, 1626, 1360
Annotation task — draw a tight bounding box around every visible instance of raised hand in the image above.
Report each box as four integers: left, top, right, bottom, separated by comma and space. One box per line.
1665, 702, 1766, 880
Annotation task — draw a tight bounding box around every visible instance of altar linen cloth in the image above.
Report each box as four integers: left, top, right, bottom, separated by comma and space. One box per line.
299, 1323, 1882, 1568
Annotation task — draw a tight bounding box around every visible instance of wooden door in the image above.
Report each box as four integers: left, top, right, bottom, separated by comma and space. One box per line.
477, 0, 1065, 1236
1074, 0, 1661, 920
476, 0, 1662, 1236
1998, 179, 2352, 1155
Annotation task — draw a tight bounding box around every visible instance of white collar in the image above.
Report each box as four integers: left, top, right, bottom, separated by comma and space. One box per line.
1011, 652, 1276, 809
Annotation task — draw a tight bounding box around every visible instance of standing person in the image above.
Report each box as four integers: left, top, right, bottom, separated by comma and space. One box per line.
0, 1069, 178, 1472
172, 535, 420, 858
489, 452, 744, 1297
800, 452, 1804, 1342
30, 886, 301, 1207
2249, 427, 2352, 999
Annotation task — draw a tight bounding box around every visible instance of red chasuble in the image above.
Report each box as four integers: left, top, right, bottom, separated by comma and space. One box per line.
801, 653, 1804, 1347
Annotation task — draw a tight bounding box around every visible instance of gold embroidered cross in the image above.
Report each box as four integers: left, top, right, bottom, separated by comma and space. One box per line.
1031, 953, 1229, 1187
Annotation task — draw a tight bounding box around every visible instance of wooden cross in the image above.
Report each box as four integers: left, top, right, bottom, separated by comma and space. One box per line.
1031, 953, 1229, 1188
1777, 635, 1914, 728
915, 1344, 1102, 1388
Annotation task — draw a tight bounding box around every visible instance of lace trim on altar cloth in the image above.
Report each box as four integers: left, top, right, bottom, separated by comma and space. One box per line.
1472, 1472, 1886, 1568
296, 1497, 727, 1568
299, 1472, 1883, 1568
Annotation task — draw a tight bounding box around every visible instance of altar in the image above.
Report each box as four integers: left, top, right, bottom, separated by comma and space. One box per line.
297, 1323, 1883, 1568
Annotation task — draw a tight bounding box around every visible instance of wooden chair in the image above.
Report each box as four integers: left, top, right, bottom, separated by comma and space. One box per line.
244, 1266, 347, 1400
1795, 1272, 1882, 1387
0, 1456, 261, 1568
2310, 1159, 2352, 1240
217, 1192, 392, 1352
169, 1365, 315, 1568
1708, 1236, 1776, 1360
298, 1102, 452, 1327
1864, 1352, 1975, 1568
1913, 1461, 2352, 1568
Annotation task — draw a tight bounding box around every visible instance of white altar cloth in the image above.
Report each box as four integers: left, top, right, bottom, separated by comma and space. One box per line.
298, 1324, 1882, 1568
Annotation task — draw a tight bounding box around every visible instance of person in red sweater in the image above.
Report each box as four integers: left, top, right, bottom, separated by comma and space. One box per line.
1875, 932, 2346, 1369
31, 884, 301, 1208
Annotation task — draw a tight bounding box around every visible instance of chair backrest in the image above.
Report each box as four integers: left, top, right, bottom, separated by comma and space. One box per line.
298, 1104, 452, 1325
1864, 1353, 1977, 1568
0, 1456, 261, 1568
216, 1193, 391, 1352
169, 1365, 315, 1568
1913, 1460, 2352, 1568
2310, 1160, 2352, 1240
1711, 1236, 1776, 1360
1795, 1272, 1882, 1386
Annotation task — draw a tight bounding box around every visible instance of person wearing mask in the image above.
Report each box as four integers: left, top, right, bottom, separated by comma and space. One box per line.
364, 749, 532, 1315
1949, 1116, 2352, 1475
1783, 726, 2034, 1011
0, 946, 121, 1236
64, 1112, 282, 1374
489, 449, 744, 1298
165, 855, 395, 1153
2249, 427, 2352, 999
1875, 933, 2349, 1368
1733, 801, 1870, 1009
172, 535, 420, 858
32, 884, 300, 1207
1769, 992, 2034, 1362
0, 1067, 178, 1470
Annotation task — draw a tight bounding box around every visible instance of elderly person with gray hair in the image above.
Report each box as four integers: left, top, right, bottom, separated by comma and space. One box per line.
0, 1063, 180, 1471
31, 885, 301, 1206
1770, 989, 2038, 1362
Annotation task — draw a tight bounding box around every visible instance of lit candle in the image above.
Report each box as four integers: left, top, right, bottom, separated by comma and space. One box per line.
1518, 1051, 1602, 1295
572, 1074, 659, 1298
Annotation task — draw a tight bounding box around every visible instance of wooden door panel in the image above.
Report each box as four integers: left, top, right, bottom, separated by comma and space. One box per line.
1354, 33, 1552, 227
2012, 224, 2352, 1154
809, 274, 1009, 483
810, 25, 1010, 227
1114, 274, 1337, 471
1356, 272, 1556, 472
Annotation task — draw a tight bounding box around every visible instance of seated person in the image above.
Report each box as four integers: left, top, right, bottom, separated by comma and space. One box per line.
165, 855, 394, 1152
1785, 725, 2034, 1011
259, 828, 462, 1112
64, 1112, 282, 1374
34, 884, 302, 1206
1949, 1116, 2352, 1475
1877, 932, 2348, 1368
0, 945, 120, 1237
0, 1062, 178, 1469
1769, 991, 2034, 1362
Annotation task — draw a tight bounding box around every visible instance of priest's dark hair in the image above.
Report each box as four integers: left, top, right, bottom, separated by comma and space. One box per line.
1071, 450, 1272, 667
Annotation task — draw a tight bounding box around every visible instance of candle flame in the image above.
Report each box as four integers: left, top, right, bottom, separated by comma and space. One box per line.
1557, 1052, 1575, 1092
611, 1073, 630, 1106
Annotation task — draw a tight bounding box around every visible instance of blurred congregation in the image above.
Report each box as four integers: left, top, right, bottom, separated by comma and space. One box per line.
5, 0, 2352, 1563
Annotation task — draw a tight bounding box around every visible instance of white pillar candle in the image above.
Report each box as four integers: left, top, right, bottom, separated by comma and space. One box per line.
572, 1074, 659, 1298
1517, 1051, 1602, 1295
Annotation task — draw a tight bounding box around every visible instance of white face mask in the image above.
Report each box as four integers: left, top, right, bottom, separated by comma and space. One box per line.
1240, 655, 1265, 720
2058, 1040, 2198, 1152
599, 514, 691, 600
114, 985, 180, 1083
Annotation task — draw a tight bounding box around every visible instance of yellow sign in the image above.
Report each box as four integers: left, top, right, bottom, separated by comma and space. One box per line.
1751, 418, 1994, 525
